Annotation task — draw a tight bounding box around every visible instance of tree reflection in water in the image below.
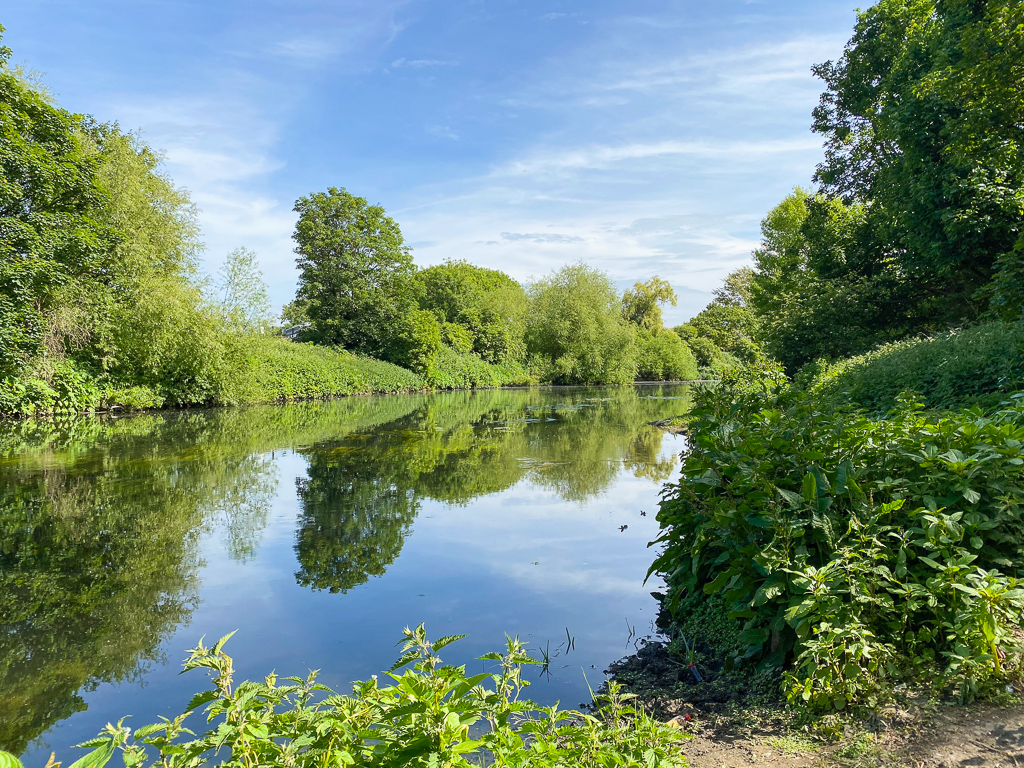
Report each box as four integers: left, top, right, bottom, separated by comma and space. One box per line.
0, 385, 690, 753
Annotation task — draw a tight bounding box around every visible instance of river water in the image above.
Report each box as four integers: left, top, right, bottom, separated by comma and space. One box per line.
0, 384, 691, 760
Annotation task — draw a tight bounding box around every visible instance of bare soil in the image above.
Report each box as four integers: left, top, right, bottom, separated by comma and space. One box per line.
608, 641, 1024, 768
670, 701, 1024, 768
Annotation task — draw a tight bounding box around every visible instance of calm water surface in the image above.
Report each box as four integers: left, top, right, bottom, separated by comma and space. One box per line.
0, 385, 691, 759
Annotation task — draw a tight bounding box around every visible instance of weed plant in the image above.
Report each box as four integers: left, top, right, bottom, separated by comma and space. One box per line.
423, 346, 535, 390
802, 321, 1024, 415
652, 367, 1024, 713
17, 627, 688, 768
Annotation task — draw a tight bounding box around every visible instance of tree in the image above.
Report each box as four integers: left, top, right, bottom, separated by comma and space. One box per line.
812, 0, 1024, 323
622, 277, 677, 332
292, 188, 418, 361
526, 263, 636, 384
415, 260, 527, 364
680, 267, 761, 362
0, 29, 119, 378
747, 190, 921, 372
216, 247, 271, 332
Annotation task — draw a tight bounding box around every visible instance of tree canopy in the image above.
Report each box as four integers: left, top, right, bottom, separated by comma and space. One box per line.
293, 188, 418, 362
526, 263, 637, 384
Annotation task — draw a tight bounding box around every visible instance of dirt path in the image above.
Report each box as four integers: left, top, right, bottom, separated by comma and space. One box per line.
674, 702, 1024, 768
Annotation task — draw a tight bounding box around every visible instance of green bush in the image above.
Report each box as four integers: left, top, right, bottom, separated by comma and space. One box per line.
652, 369, 1024, 711
36, 627, 687, 768
424, 345, 534, 390
234, 336, 423, 402
807, 321, 1024, 414
636, 329, 698, 381
526, 263, 637, 385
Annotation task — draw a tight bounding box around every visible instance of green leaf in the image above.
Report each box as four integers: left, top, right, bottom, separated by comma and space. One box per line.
802, 473, 817, 504
777, 488, 803, 507
0, 752, 25, 768
132, 723, 167, 740
432, 634, 468, 652
67, 741, 116, 768
212, 630, 238, 654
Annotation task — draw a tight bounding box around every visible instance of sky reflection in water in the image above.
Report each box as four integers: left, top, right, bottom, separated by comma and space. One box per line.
0, 385, 691, 760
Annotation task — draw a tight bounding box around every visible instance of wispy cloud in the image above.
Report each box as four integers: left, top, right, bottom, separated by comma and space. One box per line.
427, 125, 459, 140
389, 57, 457, 69
271, 36, 341, 62
501, 232, 585, 244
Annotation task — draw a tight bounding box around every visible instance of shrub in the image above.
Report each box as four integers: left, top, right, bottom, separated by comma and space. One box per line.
234, 336, 423, 402
526, 263, 637, 384
37, 627, 688, 768
636, 329, 698, 381
805, 321, 1024, 414
652, 369, 1024, 711
424, 346, 534, 390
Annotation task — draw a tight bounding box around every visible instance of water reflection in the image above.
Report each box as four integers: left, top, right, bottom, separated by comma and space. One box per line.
0, 385, 691, 754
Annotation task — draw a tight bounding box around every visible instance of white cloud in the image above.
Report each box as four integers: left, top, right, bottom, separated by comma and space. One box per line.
389, 57, 456, 69
427, 125, 460, 140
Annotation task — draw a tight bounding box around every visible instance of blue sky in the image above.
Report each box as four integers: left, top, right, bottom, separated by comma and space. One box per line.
3, 1, 860, 324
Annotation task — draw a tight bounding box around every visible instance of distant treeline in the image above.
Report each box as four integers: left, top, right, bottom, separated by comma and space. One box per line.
0, 25, 708, 417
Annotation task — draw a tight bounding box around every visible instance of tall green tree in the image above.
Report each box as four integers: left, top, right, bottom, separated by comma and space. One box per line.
0, 29, 119, 377
748, 190, 913, 371
812, 0, 1024, 322
292, 188, 418, 361
679, 267, 762, 367
526, 263, 636, 384
621, 277, 677, 332
216, 247, 271, 333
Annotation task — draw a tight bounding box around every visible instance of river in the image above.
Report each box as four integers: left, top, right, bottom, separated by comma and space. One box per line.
0, 384, 691, 759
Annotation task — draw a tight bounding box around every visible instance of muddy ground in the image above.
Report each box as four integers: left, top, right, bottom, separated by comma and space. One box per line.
608, 641, 1024, 768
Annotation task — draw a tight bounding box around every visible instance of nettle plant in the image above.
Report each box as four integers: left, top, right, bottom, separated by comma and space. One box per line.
13, 626, 687, 768
652, 369, 1024, 711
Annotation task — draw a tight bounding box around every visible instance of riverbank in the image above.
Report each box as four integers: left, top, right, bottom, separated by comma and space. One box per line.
608, 640, 1024, 768
620, 323, 1024, 765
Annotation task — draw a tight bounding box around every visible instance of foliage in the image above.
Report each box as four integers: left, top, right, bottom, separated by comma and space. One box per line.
677, 267, 763, 374
636, 329, 698, 381
526, 263, 637, 385
416, 260, 528, 365
681, 269, 760, 358
281, 298, 310, 327
0, 32, 120, 378
293, 187, 418, 362
622, 277, 677, 333
231, 336, 424, 402
804, 321, 1024, 415
214, 247, 272, 333
62, 628, 688, 768
747, 190, 916, 372
652, 369, 1024, 711
812, 0, 1024, 324
423, 345, 533, 390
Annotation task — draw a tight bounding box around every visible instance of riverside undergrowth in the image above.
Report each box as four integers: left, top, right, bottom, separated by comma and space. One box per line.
651, 367, 1024, 713
7, 626, 688, 768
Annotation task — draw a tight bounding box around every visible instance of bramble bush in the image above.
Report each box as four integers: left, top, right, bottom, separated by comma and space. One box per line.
803, 321, 1024, 415
652, 367, 1024, 711
9, 627, 688, 768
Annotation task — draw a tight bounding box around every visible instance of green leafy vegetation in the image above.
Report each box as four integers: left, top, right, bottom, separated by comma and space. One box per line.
653, 370, 1024, 712
27, 627, 687, 768
526, 263, 637, 384
644, 3, 1024, 718
804, 321, 1024, 415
